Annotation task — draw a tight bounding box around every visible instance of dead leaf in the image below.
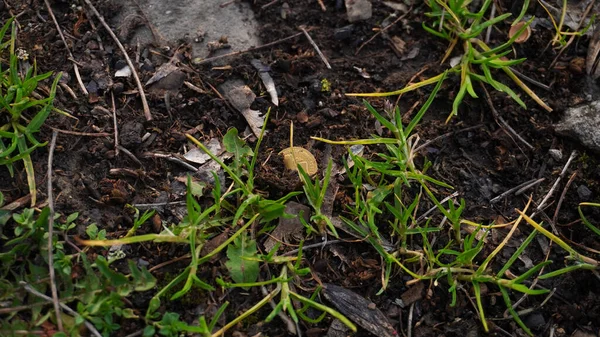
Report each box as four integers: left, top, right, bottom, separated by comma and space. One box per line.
382, 1, 408, 12
400, 282, 424, 307
251, 59, 279, 106
175, 176, 206, 197
263, 201, 310, 251
183, 138, 223, 164
220, 80, 266, 138
145, 62, 180, 86
389, 36, 406, 55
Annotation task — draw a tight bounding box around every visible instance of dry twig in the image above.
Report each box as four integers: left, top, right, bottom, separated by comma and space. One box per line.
481, 85, 534, 151
111, 91, 119, 156
552, 171, 578, 225
46, 131, 63, 332
536, 150, 577, 213
82, 0, 152, 120
21, 282, 102, 337
300, 26, 331, 69
316, 0, 326, 11
45, 125, 110, 137
43, 0, 87, 96
356, 9, 412, 56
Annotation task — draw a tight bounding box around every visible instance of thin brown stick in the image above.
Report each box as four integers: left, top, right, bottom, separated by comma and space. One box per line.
0, 194, 31, 211
552, 170, 578, 225
316, 0, 326, 11
508, 67, 552, 91
118, 146, 143, 167
43, 0, 88, 96
407, 302, 415, 337
82, 0, 152, 121
355, 9, 412, 56
20, 282, 102, 337
514, 178, 545, 196
45, 125, 110, 137
261, 0, 279, 9
148, 254, 191, 273
111, 91, 119, 156
184, 81, 209, 94
141, 152, 198, 171
481, 85, 534, 150
193, 31, 308, 65
299, 26, 331, 69
536, 150, 577, 213
46, 131, 63, 333
59, 82, 77, 100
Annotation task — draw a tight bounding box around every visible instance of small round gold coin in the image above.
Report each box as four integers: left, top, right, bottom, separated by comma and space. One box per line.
279, 147, 318, 175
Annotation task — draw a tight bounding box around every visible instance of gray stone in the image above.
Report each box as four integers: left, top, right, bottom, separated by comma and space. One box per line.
577, 184, 593, 200
120, 121, 144, 147
524, 312, 545, 331
555, 101, 600, 152
548, 148, 563, 161
113, 0, 260, 61
345, 0, 372, 23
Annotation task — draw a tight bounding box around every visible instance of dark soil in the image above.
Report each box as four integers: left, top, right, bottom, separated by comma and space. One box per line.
1, 0, 600, 336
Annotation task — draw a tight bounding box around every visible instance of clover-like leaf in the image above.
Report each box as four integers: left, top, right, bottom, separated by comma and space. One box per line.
225, 232, 259, 287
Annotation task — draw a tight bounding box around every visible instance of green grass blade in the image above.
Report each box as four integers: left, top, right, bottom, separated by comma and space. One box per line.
499, 286, 533, 336
496, 229, 538, 278
472, 281, 489, 332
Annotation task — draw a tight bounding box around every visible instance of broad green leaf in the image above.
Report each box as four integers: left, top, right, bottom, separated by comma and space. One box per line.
223, 128, 253, 159
225, 232, 259, 287
128, 259, 157, 291
95, 256, 128, 287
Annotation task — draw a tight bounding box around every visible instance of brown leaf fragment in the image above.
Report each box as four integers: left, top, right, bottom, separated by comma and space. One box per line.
389, 36, 406, 55
263, 201, 310, 252
145, 62, 180, 86
200, 230, 229, 263
322, 283, 397, 337
400, 282, 424, 307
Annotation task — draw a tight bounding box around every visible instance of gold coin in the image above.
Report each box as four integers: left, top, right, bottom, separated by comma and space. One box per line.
279, 147, 318, 175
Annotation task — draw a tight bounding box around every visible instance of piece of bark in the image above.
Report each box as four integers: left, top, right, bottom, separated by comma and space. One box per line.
322, 283, 396, 337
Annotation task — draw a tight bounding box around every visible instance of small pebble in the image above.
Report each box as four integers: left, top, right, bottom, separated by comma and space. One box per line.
548, 149, 563, 161
86, 40, 99, 50
334, 24, 355, 40
577, 185, 592, 200
112, 82, 125, 95
524, 312, 545, 330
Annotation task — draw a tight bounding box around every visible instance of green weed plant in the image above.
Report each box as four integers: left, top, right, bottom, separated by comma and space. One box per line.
348, 0, 552, 122
0, 18, 62, 206
312, 91, 598, 334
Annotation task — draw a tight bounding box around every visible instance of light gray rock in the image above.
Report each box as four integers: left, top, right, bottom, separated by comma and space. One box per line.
113, 0, 260, 61
555, 100, 600, 152
345, 0, 372, 22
